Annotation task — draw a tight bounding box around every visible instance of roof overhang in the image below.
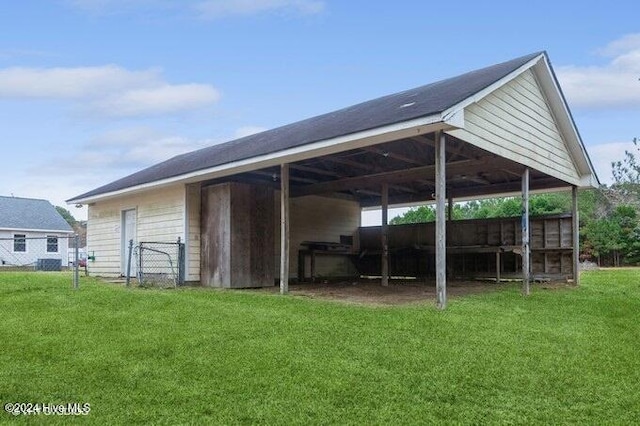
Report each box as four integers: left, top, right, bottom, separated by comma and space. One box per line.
69, 52, 599, 209
0, 227, 75, 234
69, 112, 459, 204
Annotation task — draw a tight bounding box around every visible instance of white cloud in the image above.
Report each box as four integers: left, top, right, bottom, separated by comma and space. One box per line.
0, 65, 157, 99
0, 65, 219, 117
556, 33, 640, 109
194, 0, 325, 19
12, 125, 265, 219
93, 84, 220, 117
596, 33, 640, 57
586, 140, 638, 185
64, 127, 218, 172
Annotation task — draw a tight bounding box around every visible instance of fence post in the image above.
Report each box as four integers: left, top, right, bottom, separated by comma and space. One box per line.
177, 237, 185, 285
126, 239, 134, 287
73, 234, 79, 290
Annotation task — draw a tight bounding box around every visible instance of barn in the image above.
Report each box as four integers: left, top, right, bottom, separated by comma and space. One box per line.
68, 51, 598, 308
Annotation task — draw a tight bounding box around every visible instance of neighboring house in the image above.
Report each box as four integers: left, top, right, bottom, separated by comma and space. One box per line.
0, 196, 74, 269
68, 52, 598, 296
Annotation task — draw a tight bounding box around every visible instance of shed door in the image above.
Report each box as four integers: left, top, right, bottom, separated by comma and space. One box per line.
121, 209, 137, 276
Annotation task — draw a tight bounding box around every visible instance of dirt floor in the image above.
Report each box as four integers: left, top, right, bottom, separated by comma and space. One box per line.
263, 278, 538, 306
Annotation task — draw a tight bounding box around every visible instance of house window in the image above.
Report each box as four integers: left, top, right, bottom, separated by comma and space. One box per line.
13, 234, 26, 252
47, 236, 59, 253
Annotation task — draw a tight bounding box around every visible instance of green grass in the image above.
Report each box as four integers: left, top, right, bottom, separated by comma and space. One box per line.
1, 271, 639, 424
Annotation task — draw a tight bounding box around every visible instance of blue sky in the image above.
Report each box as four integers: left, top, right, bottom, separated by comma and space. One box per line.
1, 0, 639, 221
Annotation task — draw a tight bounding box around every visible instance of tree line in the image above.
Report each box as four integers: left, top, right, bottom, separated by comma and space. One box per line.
391, 138, 640, 266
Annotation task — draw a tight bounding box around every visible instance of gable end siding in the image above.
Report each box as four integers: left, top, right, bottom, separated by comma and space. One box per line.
450, 69, 580, 185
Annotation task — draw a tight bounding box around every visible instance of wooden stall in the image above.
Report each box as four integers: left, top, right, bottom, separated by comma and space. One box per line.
357, 214, 574, 281
200, 182, 274, 288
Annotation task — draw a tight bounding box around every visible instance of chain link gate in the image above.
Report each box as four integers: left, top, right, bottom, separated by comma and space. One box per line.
127, 239, 185, 288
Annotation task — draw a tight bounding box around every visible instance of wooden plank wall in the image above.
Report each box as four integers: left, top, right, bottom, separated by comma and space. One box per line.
201, 182, 275, 288
358, 214, 573, 279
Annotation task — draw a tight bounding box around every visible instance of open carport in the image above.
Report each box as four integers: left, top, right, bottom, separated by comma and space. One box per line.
69, 51, 598, 309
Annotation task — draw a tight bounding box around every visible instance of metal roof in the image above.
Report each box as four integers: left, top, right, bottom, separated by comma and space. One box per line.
0, 196, 74, 232
69, 52, 544, 202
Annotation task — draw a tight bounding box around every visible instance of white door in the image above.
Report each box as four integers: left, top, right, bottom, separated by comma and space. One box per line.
121, 209, 137, 276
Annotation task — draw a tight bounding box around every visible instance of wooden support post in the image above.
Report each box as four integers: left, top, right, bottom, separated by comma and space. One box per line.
496, 252, 501, 283
280, 163, 290, 294
522, 168, 530, 296
572, 185, 580, 286
381, 183, 389, 286
447, 196, 453, 221
435, 131, 447, 309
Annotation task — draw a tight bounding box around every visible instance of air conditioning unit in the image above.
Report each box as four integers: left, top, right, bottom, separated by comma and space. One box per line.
36, 258, 62, 271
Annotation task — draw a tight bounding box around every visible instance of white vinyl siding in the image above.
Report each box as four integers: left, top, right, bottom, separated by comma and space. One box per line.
275, 195, 361, 279
185, 183, 201, 282
449, 69, 580, 185
0, 231, 70, 268
86, 184, 186, 277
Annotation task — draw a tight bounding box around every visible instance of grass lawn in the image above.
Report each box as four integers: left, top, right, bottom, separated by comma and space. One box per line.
1, 270, 639, 424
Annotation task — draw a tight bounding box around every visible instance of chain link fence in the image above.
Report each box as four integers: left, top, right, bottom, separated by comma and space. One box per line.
0, 235, 82, 288
127, 239, 185, 288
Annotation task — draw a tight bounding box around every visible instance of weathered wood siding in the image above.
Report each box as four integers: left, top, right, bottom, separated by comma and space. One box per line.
200, 182, 274, 288
275, 194, 361, 279
86, 184, 186, 277
358, 214, 574, 279
450, 69, 580, 185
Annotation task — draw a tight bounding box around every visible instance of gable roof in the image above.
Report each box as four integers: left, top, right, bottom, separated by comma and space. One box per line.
69, 52, 548, 203
0, 196, 73, 233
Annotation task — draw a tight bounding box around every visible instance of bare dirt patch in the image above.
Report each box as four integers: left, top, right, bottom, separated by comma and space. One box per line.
267, 279, 522, 306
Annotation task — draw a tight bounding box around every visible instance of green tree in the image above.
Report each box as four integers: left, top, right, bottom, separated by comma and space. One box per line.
611, 137, 640, 206
612, 137, 640, 184
56, 206, 78, 227
390, 193, 573, 225
390, 205, 436, 224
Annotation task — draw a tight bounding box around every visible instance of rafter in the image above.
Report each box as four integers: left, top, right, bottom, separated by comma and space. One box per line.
361, 146, 423, 166
292, 158, 482, 197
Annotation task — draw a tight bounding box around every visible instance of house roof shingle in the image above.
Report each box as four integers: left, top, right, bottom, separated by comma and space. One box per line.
0, 196, 74, 232
69, 51, 543, 202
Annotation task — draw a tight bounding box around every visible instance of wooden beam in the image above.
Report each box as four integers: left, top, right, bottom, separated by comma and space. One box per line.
522, 168, 530, 296
251, 170, 317, 184
317, 155, 420, 195
280, 163, 290, 295
447, 177, 563, 200
358, 177, 563, 208
292, 159, 478, 197
572, 186, 580, 286
435, 131, 447, 310
381, 183, 389, 287
290, 164, 342, 178
412, 135, 472, 161
362, 146, 423, 166
321, 155, 378, 172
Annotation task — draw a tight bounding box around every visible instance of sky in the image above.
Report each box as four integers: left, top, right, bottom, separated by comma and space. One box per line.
1, 0, 639, 223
